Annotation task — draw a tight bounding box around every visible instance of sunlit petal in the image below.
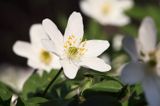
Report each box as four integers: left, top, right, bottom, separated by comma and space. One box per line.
80, 57, 111, 72
121, 62, 145, 85
138, 17, 157, 52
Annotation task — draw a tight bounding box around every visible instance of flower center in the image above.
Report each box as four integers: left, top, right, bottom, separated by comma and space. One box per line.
67, 47, 78, 58
39, 50, 52, 65
101, 4, 110, 15
64, 35, 87, 60
140, 51, 157, 68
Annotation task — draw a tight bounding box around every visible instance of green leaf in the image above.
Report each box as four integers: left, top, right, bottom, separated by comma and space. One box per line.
19, 97, 49, 106
27, 97, 48, 104
88, 80, 122, 93
40, 99, 63, 106
22, 70, 63, 100
80, 95, 121, 106
0, 82, 12, 100
133, 84, 143, 96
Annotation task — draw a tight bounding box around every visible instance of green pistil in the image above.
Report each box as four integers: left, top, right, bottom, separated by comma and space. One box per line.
68, 47, 78, 57
148, 59, 157, 67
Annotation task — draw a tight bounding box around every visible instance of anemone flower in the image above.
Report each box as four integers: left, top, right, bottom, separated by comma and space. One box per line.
80, 0, 133, 26
0, 64, 34, 106
121, 17, 160, 106
13, 24, 61, 75
42, 12, 111, 79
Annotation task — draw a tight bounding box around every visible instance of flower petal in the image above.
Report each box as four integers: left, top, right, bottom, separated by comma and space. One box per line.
83, 40, 110, 57
80, 57, 111, 72
29, 24, 48, 47
120, 62, 145, 85
17, 69, 34, 92
50, 54, 62, 69
42, 18, 64, 54
80, 0, 93, 20
122, 36, 139, 61
60, 59, 79, 79
142, 76, 160, 106
42, 39, 60, 56
138, 17, 157, 52
0, 64, 33, 93
64, 12, 84, 43
27, 59, 40, 69
115, 0, 134, 10
112, 34, 124, 51
11, 94, 18, 106
13, 41, 32, 58
110, 14, 130, 26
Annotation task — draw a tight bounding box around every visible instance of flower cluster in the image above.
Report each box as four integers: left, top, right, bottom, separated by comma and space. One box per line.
1, 0, 160, 106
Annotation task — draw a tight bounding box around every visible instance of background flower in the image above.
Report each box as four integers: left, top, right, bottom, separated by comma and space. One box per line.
0, 64, 33, 93
80, 0, 134, 26
13, 24, 61, 75
121, 17, 160, 106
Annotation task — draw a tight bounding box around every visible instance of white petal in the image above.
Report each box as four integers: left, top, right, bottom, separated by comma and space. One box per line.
10, 94, 18, 106
61, 59, 80, 79
101, 14, 130, 26
64, 12, 84, 43
115, 0, 134, 10
80, 57, 111, 72
50, 54, 62, 69
83, 40, 110, 57
138, 17, 157, 52
13, 41, 32, 58
27, 59, 40, 69
111, 15, 130, 26
80, 0, 93, 20
120, 62, 145, 85
42, 18, 64, 54
122, 36, 139, 61
112, 34, 124, 51
42, 39, 60, 56
17, 69, 34, 92
100, 54, 110, 64
29, 24, 48, 47
0, 64, 33, 93
36, 69, 45, 76
142, 76, 160, 106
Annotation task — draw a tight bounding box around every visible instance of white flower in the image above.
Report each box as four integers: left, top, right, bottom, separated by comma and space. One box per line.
0, 64, 33, 93
112, 34, 124, 51
42, 12, 111, 79
121, 17, 160, 106
100, 54, 110, 64
80, 0, 133, 26
10, 94, 18, 106
13, 24, 61, 75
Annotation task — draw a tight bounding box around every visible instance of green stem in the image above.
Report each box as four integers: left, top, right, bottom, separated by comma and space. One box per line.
43, 68, 63, 96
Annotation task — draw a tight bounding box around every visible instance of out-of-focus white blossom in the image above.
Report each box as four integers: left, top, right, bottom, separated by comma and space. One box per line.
0, 64, 33, 93
100, 54, 110, 64
121, 17, 160, 106
112, 34, 124, 51
42, 12, 111, 79
13, 24, 61, 76
80, 0, 134, 26
10, 94, 18, 106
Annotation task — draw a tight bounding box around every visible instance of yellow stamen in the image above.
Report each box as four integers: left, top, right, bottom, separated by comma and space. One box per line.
64, 35, 87, 60
39, 50, 52, 65
101, 4, 110, 15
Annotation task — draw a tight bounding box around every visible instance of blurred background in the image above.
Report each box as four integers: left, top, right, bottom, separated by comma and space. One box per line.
0, 0, 159, 66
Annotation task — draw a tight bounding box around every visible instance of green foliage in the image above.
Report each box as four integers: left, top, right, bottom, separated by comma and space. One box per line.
1, 1, 160, 106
